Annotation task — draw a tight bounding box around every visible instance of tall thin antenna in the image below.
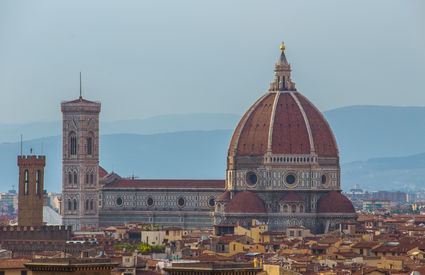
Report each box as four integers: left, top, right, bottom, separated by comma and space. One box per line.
79, 72, 82, 99
20, 134, 23, 156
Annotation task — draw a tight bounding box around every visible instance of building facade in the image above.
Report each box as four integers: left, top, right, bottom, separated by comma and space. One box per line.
213, 44, 356, 233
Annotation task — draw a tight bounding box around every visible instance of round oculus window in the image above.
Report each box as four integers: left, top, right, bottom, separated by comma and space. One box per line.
246, 171, 258, 186
146, 197, 154, 207
208, 198, 215, 207
285, 174, 296, 185
177, 197, 185, 207
321, 175, 327, 185
116, 197, 123, 206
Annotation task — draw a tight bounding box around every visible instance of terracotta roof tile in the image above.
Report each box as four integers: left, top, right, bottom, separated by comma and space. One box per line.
225, 191, 266, 214
317, 191, 355, 213
105, 179, 224, 189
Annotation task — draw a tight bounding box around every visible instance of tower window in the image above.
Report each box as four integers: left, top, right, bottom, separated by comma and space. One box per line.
90, 199, 94, 210
24, 170, 29, 195
36, 170, 41, 195
74, 173, 78, 185
69, 173, 72, 185
86, 137, 92, 155
69, 133, 77, 155
73, 199, 78, 210
85, 199, 89, 210
68, 199, 72, 211
85, 174, 89, 185
90, 174, 94, 185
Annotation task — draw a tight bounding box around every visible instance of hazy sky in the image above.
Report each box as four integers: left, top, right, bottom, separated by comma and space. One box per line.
0, 0, 424, 124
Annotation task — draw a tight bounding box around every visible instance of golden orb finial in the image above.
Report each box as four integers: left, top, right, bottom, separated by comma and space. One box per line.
280, 42, 285, 52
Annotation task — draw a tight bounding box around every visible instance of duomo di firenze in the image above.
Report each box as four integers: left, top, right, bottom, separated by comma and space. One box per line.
60, 43, 356, 233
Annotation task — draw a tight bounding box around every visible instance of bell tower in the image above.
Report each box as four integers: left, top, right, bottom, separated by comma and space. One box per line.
61, 84, 101, 230
18, 155, 46, 226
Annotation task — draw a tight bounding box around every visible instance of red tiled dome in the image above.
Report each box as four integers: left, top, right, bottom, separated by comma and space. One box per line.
280, 192, 304, 202
228, 92, 338, 157
317, 191, 355, 213
225, 191, 266, 214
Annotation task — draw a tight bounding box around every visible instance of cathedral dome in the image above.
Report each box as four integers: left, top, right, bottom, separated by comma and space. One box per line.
228, 91, 338, 157
317, 191, 355, 213
228, 47, 338, 159
225, 191, 266, 214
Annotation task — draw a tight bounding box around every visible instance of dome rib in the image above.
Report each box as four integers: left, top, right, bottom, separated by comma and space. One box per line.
228, 92, 271, 156
290, 92, 315, 154
266, 91, 281, 152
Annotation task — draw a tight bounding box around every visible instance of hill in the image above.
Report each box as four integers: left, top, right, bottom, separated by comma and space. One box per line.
341, 153, 425, 191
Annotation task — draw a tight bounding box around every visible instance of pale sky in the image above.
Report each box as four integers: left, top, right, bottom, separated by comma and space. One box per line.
0, 0, 424, 124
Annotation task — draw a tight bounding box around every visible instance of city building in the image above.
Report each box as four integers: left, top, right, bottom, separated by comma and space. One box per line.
362, 198, 391, 212
213, 43, 356, 233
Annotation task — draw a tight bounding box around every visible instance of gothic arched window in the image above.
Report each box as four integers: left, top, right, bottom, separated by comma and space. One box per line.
90, 199, 94, 210
85, 199, 89, 210
90, 174, 94, 185
283, 205, 288, 213
300, 205, 304, 213
86, 137, 93, 155
36, 170, 41, 195
24, 170, 29, 195
69, 132, 77, 155
291, 205, 297, 213
68, 173, 72, 185
68, 199, 72, 211
85, 174, 89, 185
73, 199, 78, 211
74, 173, 78, 185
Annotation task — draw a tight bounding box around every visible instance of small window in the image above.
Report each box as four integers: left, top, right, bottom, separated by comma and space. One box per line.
208, 198, 215, 208
90, 199, 94, 210
177, 197, 185, 208
90, 174, 94, 185
69, 173, 72, 185
73, 199, 78, 210
86, 137, 93, 155
74, 173, 78, 184
36, 170, 41, 195
292, 205, 296, 213
85, 199, 89, 210
146, 197, 154, 207
285, 174, 296, 185
116, 197, 123, 206
68, 200, 72, 211
24, 170, 29, 195
86, 174, 89, 185
69, 133, 77, 155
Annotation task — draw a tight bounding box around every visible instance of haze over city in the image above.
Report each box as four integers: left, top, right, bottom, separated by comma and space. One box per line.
1, 0, 424, 124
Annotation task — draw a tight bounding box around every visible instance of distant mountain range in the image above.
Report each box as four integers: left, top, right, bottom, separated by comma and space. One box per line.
0, 113, 240, 143
1, 105, 425, 193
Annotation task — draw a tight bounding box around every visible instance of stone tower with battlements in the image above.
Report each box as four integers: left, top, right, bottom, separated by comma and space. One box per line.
18, 155, 46, 226
61, 96, 101, 230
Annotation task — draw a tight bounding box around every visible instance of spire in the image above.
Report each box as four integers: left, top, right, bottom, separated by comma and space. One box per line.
277, 42, 289, 65
79, 72, 82, 99
269, 42, 296, 91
